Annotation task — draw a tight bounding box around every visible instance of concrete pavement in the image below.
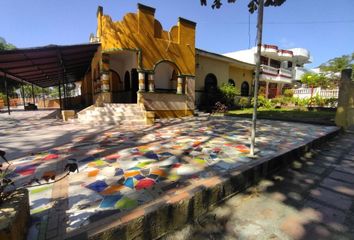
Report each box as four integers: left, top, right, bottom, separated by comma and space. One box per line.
163, 131, 354, 240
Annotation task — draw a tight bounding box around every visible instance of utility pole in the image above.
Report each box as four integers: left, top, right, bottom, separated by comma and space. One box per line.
250, 0, 264, 156
4, 73, 10, 115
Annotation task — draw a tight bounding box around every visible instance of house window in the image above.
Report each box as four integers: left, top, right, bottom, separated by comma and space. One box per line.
261, 56, 268, 65
228, 79, 235, 86
241, 81, 249, 96
270, 59, 281, 68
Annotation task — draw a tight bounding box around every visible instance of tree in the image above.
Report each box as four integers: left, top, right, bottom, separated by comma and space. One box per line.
301, 72, 328, 106
319, 53, 354, 84
200, 0, 286, 12
0, 37, 16, 51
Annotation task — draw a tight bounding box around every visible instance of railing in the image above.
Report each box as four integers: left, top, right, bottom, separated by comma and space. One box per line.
293, 87, 339, 99
279, 68, 292, 78
261, 65, 278, 75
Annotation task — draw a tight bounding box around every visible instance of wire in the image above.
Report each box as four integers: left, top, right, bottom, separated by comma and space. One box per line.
199, 19, 354, 25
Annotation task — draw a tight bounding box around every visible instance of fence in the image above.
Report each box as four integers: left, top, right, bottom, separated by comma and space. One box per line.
0, 96, 82, 110
293, 87, 339, 99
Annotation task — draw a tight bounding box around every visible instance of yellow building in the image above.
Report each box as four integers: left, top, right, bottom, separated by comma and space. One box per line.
80, 3, 255, 122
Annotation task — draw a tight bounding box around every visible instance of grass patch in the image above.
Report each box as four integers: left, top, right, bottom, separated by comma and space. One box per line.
228, 107, 336, 125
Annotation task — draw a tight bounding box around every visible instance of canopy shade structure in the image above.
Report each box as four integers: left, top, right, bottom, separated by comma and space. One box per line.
0, 43, 100, 88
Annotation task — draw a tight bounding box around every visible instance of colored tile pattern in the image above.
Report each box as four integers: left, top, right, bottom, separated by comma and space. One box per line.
5, 117, 337, 236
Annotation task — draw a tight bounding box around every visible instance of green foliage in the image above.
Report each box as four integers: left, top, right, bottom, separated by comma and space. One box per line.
251, 95, 274, 109
200, 0, 286, 13
219, 83, 239, 106
319, 52, 354, 83
0, 37, 16, 51
238, 97, 249, 109
283, 89, 294, 98
0, 92, 5, 102
300, 72, 329, 89
324, 98, 338, 108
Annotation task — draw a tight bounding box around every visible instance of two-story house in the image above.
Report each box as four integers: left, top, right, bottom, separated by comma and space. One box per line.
224, 44, 311, 98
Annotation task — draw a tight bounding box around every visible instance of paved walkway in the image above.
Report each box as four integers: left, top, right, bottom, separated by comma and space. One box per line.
0, 114, 338, 239
164, 131, 354, 240
0, 110, 112, 160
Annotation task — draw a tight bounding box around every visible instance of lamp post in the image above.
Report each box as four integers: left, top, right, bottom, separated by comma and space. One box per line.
250, 0, 264, 157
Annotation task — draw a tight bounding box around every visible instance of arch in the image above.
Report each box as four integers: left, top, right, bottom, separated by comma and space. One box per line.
154, 60, 181, 92
124, 71, 130, 91
228, 79, 235, 87
241, 81, 250, 96
204, 73, 218, 93
153, 60, 181, 75
110, 69, 122, 103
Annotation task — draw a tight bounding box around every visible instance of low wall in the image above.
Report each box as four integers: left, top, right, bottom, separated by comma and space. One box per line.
0, 189, 30, 240
294, 87, 339, 99
140, 92, 193, 118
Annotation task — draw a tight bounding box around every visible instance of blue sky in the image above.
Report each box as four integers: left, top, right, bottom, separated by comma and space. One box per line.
0, 0, 353, 68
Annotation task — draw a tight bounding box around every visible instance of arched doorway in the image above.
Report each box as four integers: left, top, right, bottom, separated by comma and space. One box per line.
130, 68, 138, 103
111, 70, 122, 103
154, 61, 180, 92
228, 79, 235, 87
241, 81, 250, 96
124, 71, 130, 91
203, 73, 218, 111
204, 73, 218, 93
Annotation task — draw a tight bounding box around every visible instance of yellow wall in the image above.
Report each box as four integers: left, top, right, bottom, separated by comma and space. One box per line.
195, 55, 253, 92
229, 66, 253, 95
97, 4, 196, 76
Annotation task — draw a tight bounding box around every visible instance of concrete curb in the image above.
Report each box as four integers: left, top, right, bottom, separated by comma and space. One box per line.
65, 128, 340, 240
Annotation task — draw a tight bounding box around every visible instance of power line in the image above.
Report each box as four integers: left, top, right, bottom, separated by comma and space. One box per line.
199, 19, 354, 25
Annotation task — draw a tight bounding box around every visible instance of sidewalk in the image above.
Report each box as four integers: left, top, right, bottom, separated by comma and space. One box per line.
164, 131, 354, 240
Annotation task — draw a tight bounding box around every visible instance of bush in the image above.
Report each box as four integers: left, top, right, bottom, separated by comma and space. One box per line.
238, 97, 249, 109
251, 95, 274, 109
0, 92, 5, 102
283, 89, 294, 98
324, 98, 338, 107
220, 83, 239, 107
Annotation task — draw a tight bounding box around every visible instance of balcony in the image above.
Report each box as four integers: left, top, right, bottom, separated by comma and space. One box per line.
261, 65, 278, 75
261, 44, 278, 57
260, 65, 293, 84
277, 49, 293, 60
279, 68, 292, 78
289, 48, 311, 64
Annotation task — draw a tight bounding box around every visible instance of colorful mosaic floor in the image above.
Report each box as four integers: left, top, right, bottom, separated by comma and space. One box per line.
2, 116, 337, 238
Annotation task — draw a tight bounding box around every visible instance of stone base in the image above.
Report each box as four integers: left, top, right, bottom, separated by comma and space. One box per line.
61, 110, 76, 121
0, 189, 30, 240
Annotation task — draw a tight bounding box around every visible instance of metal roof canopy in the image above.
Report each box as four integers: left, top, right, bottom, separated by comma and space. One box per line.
0, 43, 100, 88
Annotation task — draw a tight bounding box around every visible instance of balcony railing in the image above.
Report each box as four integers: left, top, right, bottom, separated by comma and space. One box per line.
261, 65, 278, 75
279, 68, 292, 78
260, 65, 293, 83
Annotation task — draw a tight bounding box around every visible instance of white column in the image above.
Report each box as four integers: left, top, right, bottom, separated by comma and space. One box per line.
177, 76, 184, 94
265, 81, 269, 99
148, 73, 155, 92
138, 72, 145, 92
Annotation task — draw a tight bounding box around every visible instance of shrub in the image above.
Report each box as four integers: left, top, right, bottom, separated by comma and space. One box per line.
324, 98, 338, 107
238, 97, 249, 109
283, 89, 294, 98
220, 83, 239, 106
251, 95, 274, 109
0, 92, 5, 102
